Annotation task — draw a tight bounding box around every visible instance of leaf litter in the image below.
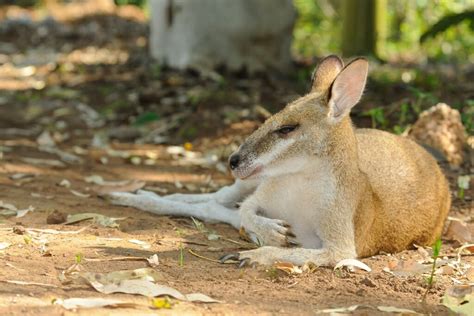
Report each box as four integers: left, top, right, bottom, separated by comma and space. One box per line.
54, 297, 139, 310
65, 213, 126, 228
61, 266, 218, 303
0, 201, 35, 218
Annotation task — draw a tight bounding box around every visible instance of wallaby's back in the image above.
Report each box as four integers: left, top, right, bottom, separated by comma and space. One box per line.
354, 129, 450, 257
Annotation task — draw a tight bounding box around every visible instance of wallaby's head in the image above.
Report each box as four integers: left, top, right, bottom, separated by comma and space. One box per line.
229, 55, 369, 180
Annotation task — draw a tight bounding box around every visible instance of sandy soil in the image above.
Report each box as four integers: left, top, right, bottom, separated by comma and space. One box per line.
0, 2, 472, 315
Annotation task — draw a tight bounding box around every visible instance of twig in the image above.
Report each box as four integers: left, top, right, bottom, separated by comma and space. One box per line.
187, 248, 237, 264
84, 256, 147, 262
0, 279, 58, 288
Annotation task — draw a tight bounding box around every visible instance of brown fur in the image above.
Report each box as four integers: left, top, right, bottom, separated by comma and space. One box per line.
234, 56, 450, 260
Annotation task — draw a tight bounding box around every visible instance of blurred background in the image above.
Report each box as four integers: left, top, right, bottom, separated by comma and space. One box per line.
0, 0, 472, 160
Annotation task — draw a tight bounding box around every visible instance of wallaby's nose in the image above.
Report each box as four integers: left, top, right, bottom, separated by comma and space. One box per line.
229, 154, 240, 170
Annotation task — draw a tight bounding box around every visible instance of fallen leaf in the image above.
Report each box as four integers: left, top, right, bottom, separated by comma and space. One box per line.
15, 206, 35, 218
20, 157, 66, 168
315, 305, 360, 314
334, 259, 371, 272
446, 220, 473, 244
388, 259, 430, 277
26, 226, 89, 235
128, 239, 151, 249
65, 268, 218, 303
37, 130, 55, 147
9, 173, 35, 180
0, 202, 34, 218
151, 297, 172, 309
0, 242, 11, 250
274, 262, 303, 275
54, 298, 137, 310
443, 286, 473, 315
436, 265, 455, 276
69, 190, 91, 198
59, 179, 71, 188
377, 306, 420, 314
66, 213, 126, 228
466, 267, 474, 281
184, 293, 219, 303
0, 201, 17, 211
147, 254, 160, 267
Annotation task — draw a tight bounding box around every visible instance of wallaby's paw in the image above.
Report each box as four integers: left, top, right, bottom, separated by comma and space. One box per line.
220, 246, 280, 267
244, 216, 297, 247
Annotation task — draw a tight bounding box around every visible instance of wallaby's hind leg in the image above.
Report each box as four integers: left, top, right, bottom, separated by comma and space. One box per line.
107, 191, 241, 229
221, 246, 347, 267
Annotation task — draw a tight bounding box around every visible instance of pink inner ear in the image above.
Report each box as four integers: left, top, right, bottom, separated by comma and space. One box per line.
329, 59, 368, 119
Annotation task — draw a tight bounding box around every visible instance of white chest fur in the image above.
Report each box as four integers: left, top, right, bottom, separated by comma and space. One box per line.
253, 160, 336, 249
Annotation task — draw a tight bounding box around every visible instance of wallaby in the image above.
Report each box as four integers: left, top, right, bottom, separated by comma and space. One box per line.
108, 55, 451, 267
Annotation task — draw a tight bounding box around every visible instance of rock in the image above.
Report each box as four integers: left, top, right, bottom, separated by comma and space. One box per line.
46, 210, 67, 224
359, 277, 376, 287
408, 103, 466, 167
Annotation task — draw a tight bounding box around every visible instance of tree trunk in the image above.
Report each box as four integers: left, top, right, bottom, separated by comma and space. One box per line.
149, 0, 296, 73
341, 0, 386, 58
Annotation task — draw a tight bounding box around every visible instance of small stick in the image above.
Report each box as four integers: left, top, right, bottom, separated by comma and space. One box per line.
187, 248, 237, 264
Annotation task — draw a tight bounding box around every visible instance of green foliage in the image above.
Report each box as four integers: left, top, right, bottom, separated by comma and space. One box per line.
293, 0, 474, 62
75, 253, 84, 264
423, 238, 442, 302
420, 10, 474, 43
362, 107, 387, 129
114, 0, 147, 8
133, 111, 160, 126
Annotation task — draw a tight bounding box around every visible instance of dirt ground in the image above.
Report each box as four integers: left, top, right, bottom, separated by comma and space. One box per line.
0, 2, 473, 315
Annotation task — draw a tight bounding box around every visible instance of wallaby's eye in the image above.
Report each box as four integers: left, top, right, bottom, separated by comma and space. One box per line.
276, 125, 298, 135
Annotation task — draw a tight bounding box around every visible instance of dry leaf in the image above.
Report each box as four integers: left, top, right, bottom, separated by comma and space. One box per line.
147, 254, 160, 267
69, 190, 91, 198
128, 239, 151, 249
151, 297, 172, 309
20, 157, 66, 168
54, 298, 138, 310
389, 259, 430, 277
315, 305, 360, 314
37, 130, 55, 147
0, 242, 11, 250
274, 262, 303, 275
377, 306, 420, 314
9, 173, 35, 180
59, 179, 71, 188
465, 267, 474, 281
334, 259, 371, 272
66, 213, 125, 228
26, 226, 88, 235
443, 286, 473, 315
0, 201, 17, 211
0, 202, 34, 218
16, 206, 35, 218
436, 265, 455, 276
65, 268, 218, 303
446, 220, 473, 244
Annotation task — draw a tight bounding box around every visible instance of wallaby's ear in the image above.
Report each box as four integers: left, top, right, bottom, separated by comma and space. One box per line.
310, 55, 344, 93
327, 58, 368, 123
